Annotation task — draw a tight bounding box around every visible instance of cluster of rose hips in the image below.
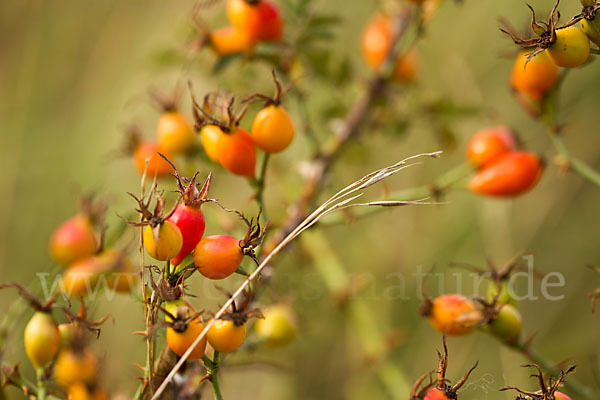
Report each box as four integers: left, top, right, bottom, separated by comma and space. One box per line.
132, 72, 294, 182
507, 0, 600, 112
417, 259, 580, 400
196, 74, 295, 178
209, 0, 283, 56
466, 127, 543, 197
128, 158, 297, 361
9, 165, 298, 399
1, 282, 109, 399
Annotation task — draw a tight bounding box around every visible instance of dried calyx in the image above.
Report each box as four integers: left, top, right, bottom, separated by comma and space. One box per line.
581, 2, 600, 20
0, 284, 109, 338
215, 287, 263, 327
500, 364, 576, 400
149, 266, 186, 302
189, 85, 247, 133
163, 304, 204, 333
159, 153, 211, 208
501, 1, 562, 62
410, 336, 478, 399
149, 86, 182, 112
242, 70, 293, 107
62, 300, 111, 340
77, 194, 107, 227
450, 251, 536, 284
126, 189, 175, 230
238, 209, 267, 262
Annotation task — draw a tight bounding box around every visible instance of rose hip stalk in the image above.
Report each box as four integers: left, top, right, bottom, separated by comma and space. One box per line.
161, 156, 211, 266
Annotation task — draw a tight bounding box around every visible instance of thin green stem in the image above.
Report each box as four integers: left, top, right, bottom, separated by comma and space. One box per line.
36, 368, 46, 400
203, 351, 224, 400
507, 341, 596, 400
539, 69, 600, 189
548, 132, 600, 187
255, 152, 270, 222
165, 259, 172, 279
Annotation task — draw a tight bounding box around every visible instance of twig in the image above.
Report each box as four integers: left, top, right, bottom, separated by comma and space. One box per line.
133, 162, 159, 400
267, 6, 415, 250
150, 151, 441, 399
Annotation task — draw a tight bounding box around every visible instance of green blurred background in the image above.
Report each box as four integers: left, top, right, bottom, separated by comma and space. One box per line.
1, 0, 600, 399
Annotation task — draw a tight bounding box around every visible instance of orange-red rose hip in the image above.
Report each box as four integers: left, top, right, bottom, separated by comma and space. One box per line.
469, 152, 542, 197
194, 235, 243, 279
466, 127, 516, 168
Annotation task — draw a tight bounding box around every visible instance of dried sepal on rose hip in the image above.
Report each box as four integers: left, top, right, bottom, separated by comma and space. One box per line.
410, 337, 478, 400
470, 288, 523, 345
451, 252, 535, 306
126, 189, 182, 261
419, 273, 482, 336
190, 89, 257, 178
500, 364, 575, 400
159, 155, 211, 266
147, 260, 196, 305
207, 288, 263, 353
244, 71, 295, 153
501, 1, 590, 68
